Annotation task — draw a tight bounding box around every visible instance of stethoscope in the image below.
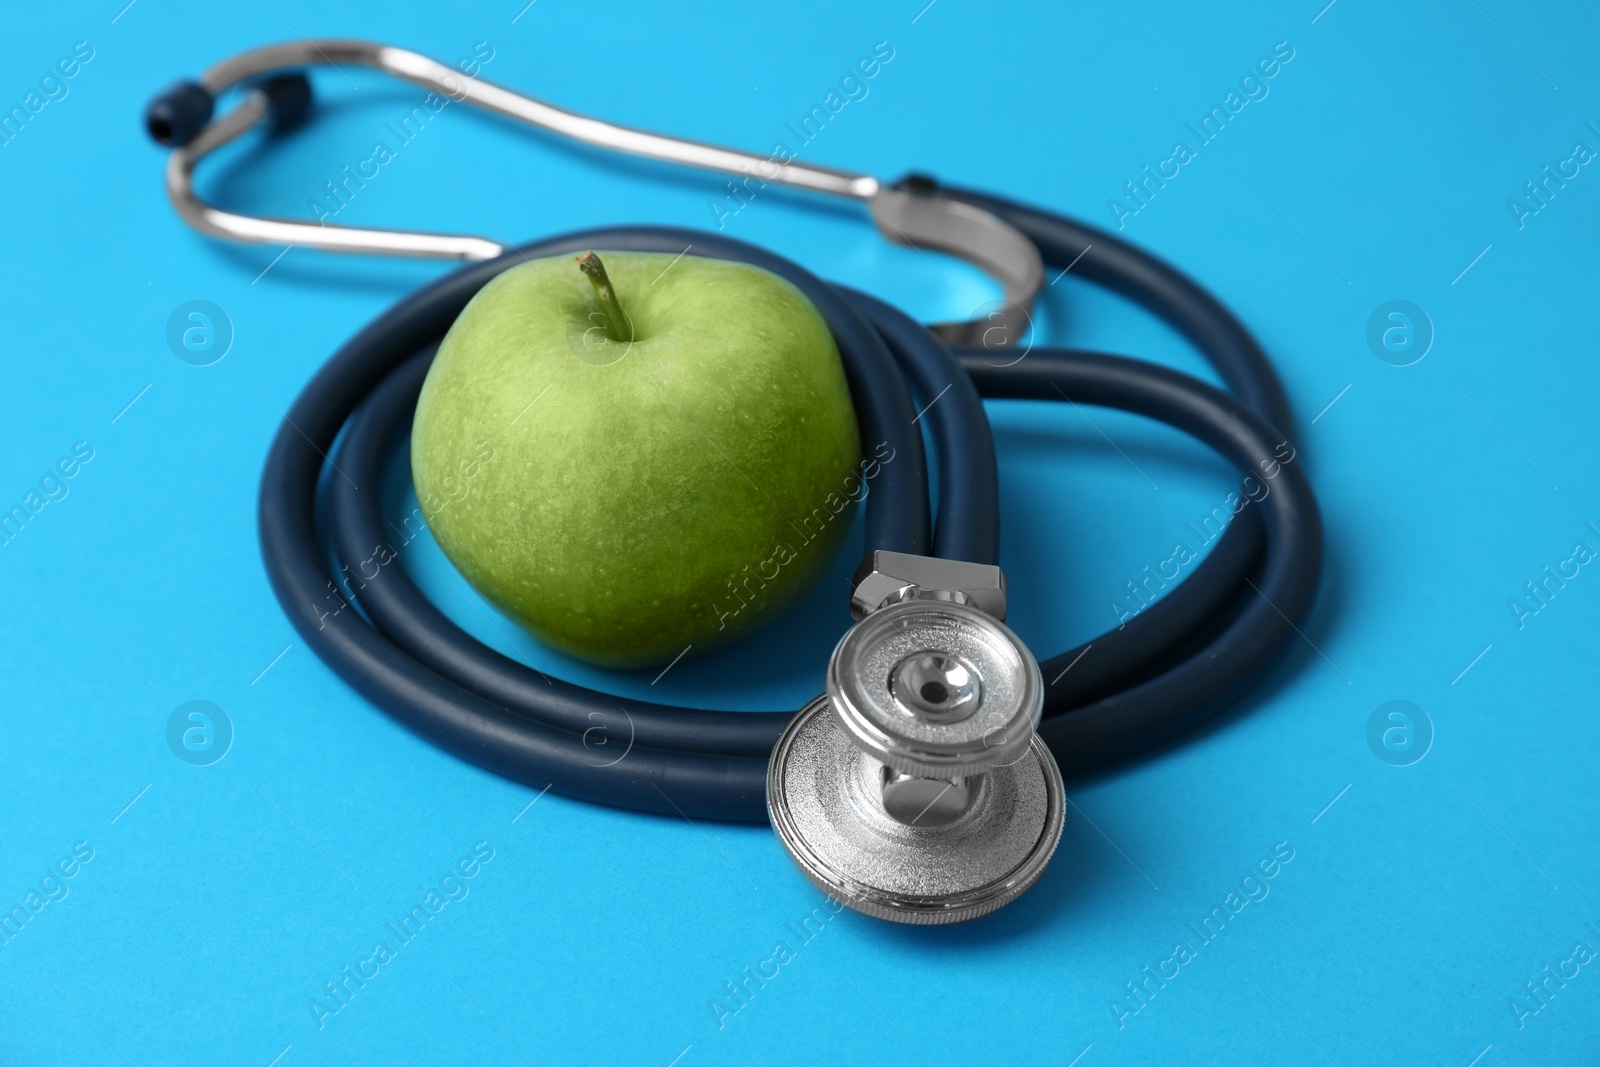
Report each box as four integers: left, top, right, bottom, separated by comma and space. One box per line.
147, 41, 1323, 925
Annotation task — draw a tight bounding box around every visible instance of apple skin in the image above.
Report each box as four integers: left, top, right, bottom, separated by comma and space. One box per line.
411, 251, 861, 669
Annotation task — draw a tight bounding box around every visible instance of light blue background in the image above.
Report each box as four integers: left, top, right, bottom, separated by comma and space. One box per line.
2, 1, 1597, 1063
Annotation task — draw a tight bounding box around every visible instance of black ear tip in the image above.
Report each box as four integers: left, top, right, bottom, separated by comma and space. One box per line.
145, 80, 214, 147
144, 73, 313, 147
896, 173, 940, 196
258, 72, 313, 134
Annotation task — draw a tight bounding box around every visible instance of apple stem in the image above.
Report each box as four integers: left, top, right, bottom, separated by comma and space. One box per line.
576, 251, 631, 342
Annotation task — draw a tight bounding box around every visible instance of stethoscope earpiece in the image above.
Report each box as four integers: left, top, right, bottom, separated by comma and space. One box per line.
768, 556, 1064, 924
144, 72, 311, 148
145, 80, 213, 146
144, 38, 1044, 338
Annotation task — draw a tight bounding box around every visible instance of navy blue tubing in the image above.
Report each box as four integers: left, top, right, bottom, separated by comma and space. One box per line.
263, 211, 1324, 822
267, 228, 945, 820
325, 276, 999, 765
938, 180, 1300, 716
959, 350, 1320, 771
845, 288, 1000, 564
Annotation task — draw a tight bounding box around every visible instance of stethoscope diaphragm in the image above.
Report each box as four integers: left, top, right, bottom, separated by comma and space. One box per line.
768, 698, 1064, 925
769, 594, 1065, 924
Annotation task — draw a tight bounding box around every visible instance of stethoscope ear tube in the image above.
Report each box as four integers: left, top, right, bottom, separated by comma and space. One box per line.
146, 42, 1049, 349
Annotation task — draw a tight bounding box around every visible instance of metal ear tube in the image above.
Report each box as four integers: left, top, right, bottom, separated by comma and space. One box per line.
767, 552, 1065, 924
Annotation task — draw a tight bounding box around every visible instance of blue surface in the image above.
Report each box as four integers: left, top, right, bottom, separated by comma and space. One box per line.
2, 1, 1597, 1064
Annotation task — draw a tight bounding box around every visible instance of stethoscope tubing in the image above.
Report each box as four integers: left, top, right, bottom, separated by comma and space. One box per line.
267, 226, 944, 818
964, 349, 1320, 770
261, 198, 1322, 823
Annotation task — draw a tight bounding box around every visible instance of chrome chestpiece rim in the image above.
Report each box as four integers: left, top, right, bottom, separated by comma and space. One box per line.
768, 593, 1065, 925
829, 600, 1043, 778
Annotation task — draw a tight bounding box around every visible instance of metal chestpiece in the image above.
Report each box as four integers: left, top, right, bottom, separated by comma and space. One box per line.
767, 552, 1065, 924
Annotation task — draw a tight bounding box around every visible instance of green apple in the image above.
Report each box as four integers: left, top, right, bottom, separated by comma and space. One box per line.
411, 250, 862, 668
